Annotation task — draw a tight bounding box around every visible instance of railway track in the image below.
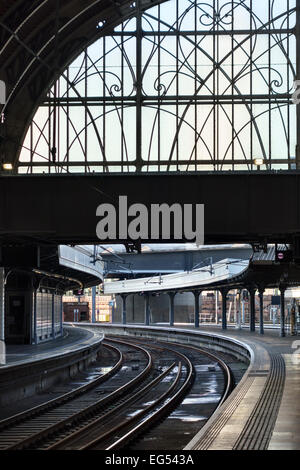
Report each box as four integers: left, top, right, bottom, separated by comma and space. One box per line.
0, 336, 234, 450
118, 336, 234, 411
0, 339, 152, 450
48, 337, 194, 450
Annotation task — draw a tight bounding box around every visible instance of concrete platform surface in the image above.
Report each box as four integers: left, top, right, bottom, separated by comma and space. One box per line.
83, 322, 299, 451
1, 325, 103, 368
173, 324, 300, 450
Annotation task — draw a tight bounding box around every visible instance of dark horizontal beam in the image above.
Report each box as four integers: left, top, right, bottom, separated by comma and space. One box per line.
0, 171, 299, 246
110, 28, 294, 36
40, 100, 292, 107
17, 159, 294, 167
42, 94, 291, 104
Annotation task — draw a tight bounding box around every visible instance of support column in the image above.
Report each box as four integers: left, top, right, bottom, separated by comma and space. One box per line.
0, 268, 5, 364
91, 286, 96, 323
258, 287, 265, 335
168, 292, 175, 327
111, 297, 115, 324
215, 290, 219, 324
121, 295, 127, 325
135, 0, 143, 171
249, 287, 256, 332
145, 293, 150, 326
33, 290, 37, 344
193, 291, 200, 328
280, 285, 286, 337
233, 289, 237, 323
241, 293, 245, 325
60, 296, 63, 336
296, 0, 300, 168
291, 299, 296, 335
236, 289, 242, 330
220, 289, 228, 330
52, 293, 55, 339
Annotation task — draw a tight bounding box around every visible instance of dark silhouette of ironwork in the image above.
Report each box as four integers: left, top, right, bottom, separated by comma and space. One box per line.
18, 0, 297, 173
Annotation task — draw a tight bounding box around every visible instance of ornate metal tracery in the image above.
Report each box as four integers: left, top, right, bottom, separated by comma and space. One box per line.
18, 0, 297, 173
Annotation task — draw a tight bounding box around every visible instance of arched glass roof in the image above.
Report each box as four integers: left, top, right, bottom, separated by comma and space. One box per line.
18, 0, 297, 174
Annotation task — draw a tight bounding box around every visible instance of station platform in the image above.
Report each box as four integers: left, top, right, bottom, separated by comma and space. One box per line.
1, 325, 103, 368
171, 324, 299, 451
1, 320, 298, 450
75, 321, 299, 451
0, 325, 105, 420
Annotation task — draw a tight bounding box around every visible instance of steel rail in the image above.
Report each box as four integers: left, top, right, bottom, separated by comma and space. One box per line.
0, 339, 153, 450
46, 337, 195, 450
100, 336, 234, 451
105, 350, 193, 450
78, 338, 194, 450
0, 342, 122, 432
128, 336, 234, 409
105, 359, 195, 450
81, 361, 185, 450
178, 343, 234, 410
105, 361, 191, 450
45, 361, 177, 450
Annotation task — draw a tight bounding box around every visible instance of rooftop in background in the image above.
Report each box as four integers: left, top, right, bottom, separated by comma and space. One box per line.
98, 243, 252, 255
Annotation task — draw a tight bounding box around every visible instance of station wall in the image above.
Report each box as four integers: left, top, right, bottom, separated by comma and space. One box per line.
114, 292, 196, 324
5, 280, 63, 345
34, 292, 62, 343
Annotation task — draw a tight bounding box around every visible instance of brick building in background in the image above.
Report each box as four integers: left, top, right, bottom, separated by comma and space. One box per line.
63, 292, 114, 323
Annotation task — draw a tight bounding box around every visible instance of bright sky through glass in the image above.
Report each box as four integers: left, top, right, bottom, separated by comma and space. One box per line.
19, 0, 297, 173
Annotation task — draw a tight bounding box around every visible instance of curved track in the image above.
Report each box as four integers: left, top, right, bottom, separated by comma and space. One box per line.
0, 339, 151, 450
0, 335, 234, 450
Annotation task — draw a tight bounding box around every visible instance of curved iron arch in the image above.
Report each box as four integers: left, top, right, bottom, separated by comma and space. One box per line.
0, 0, 297, 172
0, 0, 167, 167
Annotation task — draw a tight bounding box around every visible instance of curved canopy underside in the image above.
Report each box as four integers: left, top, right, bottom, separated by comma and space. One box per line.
0, 0, 164, 167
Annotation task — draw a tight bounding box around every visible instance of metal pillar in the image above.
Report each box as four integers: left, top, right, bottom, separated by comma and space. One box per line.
249, 287, 256, 332
236, 289, 242, 330
193, 291, 200, 328
135, 0, 143, 171
33, 290, 37, 344
215, 290, 219, 324
169, 292, 175, 327
241, 297, 245, 324
111, 297, 115, 324
132, 295, 135, 322
220, 289, 228, 330
145, 293, 150, 326
258, 288, 265, 335
233, 290, 237, 323
280, 286, 286, 337
52, 294, 55, 339
296, 0, 300, 168
291, 299, 296, 335
91, 286, 96, 323
60, 296, 63, 336
121, 295, 127, 325
0, 268, 5, 364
